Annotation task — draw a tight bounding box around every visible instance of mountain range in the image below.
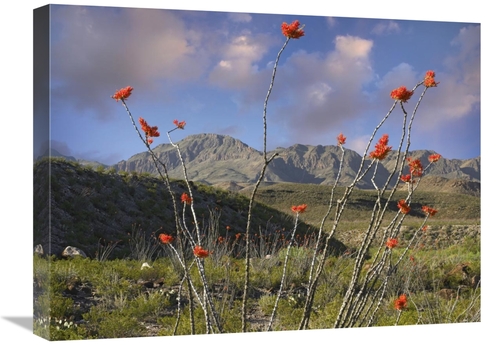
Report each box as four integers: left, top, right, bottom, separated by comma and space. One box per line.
110, 133, 480, 191
41, 133, 480, 193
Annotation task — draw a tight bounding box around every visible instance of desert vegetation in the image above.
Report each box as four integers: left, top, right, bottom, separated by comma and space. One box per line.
34, 19, 480, 340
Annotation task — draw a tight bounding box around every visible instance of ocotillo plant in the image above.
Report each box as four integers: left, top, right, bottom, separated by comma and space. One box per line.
111, 19, 446, 334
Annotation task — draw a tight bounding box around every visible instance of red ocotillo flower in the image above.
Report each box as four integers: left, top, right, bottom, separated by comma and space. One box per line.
428, 153, 441, 163
281, 20, 305, 39
386, 238, 398, 249
138, 117, 160, 144
390, 86, 413, 102
159, 233, 174, 244
425, 70, 435, 78
173, 119, 186, 129
291, 204, 307, 214
193, 245, 210, 258
181, 192, 192, 205
423, 70, 439, 88
397, 200, 411, 214
422, 205, 438, 217
407, 157, 423, 177
400, 174, 414, 184
111, 86, 133, 101
394, 294, 408, 310
337, 133, 346, 145
369, 134, 392, 160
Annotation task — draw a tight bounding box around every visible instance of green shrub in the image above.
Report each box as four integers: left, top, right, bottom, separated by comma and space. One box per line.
84, 305, 146, 338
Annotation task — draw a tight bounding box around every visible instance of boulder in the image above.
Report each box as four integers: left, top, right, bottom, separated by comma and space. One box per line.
141, 262, 152, 270
62, 246, 87, 258
34, 244, 44, 256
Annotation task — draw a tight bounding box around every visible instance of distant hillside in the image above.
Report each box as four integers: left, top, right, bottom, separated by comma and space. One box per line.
34, 158, 344, 258
34, 157, 480, 255
112, 133, 480, 192
381, 150, 480, 182
37, 148, 108, 169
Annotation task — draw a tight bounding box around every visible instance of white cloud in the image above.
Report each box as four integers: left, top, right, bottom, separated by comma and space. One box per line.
306, 82, 333, 104
348, 134, 372, 155
208, 32, 273, 94
415, 25, 480, 127
51, 6, 211, 119
371, 20, 401, 35
375, 63, 419, 94
326, 17, 336, 28
228, 12, 252, 23
218, 60, 232, 69
270, 35, 375, 145
446, 25, 480, 87
224, 34, 265, 60
334, 35, 373, 59
318, 36, 374, 93
124, 9, 206, 80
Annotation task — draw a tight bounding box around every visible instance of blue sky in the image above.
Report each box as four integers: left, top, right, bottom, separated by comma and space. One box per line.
36, 4, 480, 165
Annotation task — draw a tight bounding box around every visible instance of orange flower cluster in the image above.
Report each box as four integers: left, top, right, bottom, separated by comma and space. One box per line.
111, 86, 133, 101
407, 157, 423, 177
422, 205, 438, 216
291, 204, 307, 214
193, 245, 210, 258
390, 86, 413, 102
386, 238, 398, 249
159, 233, 174, 244
281, 20, 305, 39
428, 153, 441, 163
400, 174, 414, 184
369, 134, 392, 160
181, 192, 192, 205
173, 119, 186, 129
337, 133, 346, 145
423, 70, 439, 88
139, 117, 160, 144
394, 294, 408, 310
397, 200, 411, 214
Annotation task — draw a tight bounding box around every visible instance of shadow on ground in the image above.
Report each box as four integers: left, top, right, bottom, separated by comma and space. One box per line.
3, 317, 32, 332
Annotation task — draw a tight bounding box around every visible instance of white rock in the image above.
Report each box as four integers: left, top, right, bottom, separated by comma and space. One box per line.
34, 244, 44, 256
61, 246, 87, 258
141, 262, 152, 270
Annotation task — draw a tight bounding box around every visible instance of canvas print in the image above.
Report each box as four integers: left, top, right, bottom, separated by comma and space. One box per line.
33, 4, 480, 341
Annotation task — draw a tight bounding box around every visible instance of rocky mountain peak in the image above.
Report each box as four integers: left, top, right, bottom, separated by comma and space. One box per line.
106, 133, 480, 191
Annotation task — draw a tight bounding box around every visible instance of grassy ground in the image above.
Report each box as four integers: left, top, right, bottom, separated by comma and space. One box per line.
240, 182, 480, 223
239, 182, 480, 248
33, 237, 480, 339
33, 160, 480, 340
